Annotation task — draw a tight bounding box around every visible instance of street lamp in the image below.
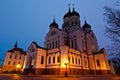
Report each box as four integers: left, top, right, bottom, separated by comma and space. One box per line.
64, 58, 69, 77
16, 64, 21, 72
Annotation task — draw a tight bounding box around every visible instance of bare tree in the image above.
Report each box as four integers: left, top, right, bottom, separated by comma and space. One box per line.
104, 6, 120, 59
104, 7, 120, 43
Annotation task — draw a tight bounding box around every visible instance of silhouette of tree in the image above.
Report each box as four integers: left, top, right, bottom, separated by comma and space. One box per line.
104, 7, 120, 43
104, 1, 120, 59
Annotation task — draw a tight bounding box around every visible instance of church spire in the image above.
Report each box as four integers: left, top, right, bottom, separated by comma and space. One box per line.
72, 4, 75, 12
14, 41, 18, 48
63, 4, 71, 19
68, 4, 71, 12
53, 18, 55, 23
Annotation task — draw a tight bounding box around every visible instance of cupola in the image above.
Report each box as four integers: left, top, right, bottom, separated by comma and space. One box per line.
63, 7, 71, 19
50, 19, 58, 28
71, 8, 80, 17
82, 20, 91, 29
63, 6, 80, 19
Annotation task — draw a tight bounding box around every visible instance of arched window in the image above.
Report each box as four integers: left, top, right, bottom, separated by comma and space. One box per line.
15, 55, 17, 59
64, 37, 69, 46
55, 41, 57, 48
52, 42, 54, 48
49, 57, 51, 64
74, 39, 77, 50
58, 40, 59, 47
75, 21, 77, 25
84, 57, 88, 67
76, 58, 77, 64
8, 61, 11, 65
49, 43, 51, 49
41, 56, 44, 64
68, 56, 70, 63
53, 56, 55, 63
78, 58, 80, 64
71, 40, 74, 48
57, 56, 60, 63
72, 57, 74, 64
9, 54, 12, 59
96, 60, 100, 66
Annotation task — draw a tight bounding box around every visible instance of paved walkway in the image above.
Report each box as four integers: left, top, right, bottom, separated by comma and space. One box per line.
0, 74, 119, 80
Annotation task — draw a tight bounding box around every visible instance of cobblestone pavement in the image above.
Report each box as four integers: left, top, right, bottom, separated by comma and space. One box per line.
0, 74, 120, 80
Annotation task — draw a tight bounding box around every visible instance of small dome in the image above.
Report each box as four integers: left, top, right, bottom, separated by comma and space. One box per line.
63, 8, 71, 19
82, 20, 91, 29
50, 19, 58, 28
71, 8, 80, 17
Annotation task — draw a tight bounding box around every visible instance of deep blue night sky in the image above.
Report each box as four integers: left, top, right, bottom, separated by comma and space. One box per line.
0, 0, 116, 65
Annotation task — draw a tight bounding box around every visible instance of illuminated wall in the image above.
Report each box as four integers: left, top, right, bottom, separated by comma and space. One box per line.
2, 48, 26, 72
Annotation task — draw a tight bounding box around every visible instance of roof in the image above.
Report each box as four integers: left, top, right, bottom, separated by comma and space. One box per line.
8, 47, 26, 55
93, 48, 105, 55
32, 41, 47, 50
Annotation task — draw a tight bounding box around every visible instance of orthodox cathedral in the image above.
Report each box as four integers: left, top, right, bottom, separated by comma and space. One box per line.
2, 7, 110, 75
24, 7, 110, 75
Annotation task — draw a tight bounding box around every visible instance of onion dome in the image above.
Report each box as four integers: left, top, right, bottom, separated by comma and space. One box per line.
63, 8, 71, 19
82, 20, 91, 29
71, 8, 80, 17
50, 19, 58, 28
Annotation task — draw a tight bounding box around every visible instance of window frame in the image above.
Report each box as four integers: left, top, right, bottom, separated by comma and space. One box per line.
41, 56, 44, 64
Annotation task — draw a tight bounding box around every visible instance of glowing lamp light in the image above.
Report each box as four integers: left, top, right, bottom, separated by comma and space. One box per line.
16, 64, 21, 68
64, 58, 69, 65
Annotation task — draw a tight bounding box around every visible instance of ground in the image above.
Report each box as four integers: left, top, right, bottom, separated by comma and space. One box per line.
0, 73, 119, 80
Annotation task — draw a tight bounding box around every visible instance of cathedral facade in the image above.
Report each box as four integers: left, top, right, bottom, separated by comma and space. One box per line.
24, 7, 110, 75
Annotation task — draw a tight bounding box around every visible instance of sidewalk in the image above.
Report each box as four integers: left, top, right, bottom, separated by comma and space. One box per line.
0, 73, 120, 80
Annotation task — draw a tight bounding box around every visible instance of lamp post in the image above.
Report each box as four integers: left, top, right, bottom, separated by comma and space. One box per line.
64, 58, 69, 77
